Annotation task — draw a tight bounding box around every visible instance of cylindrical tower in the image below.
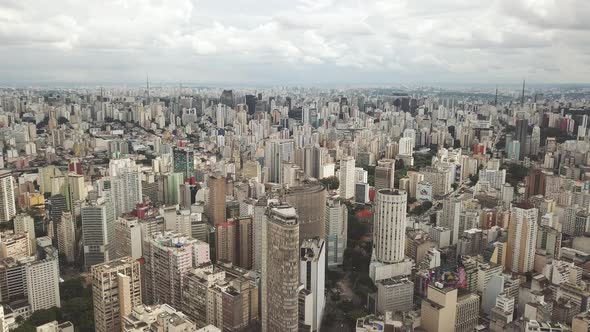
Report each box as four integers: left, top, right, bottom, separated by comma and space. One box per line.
373, 189, 407, 264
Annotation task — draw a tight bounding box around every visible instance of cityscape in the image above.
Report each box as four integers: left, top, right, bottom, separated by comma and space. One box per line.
2, 1, 590, 332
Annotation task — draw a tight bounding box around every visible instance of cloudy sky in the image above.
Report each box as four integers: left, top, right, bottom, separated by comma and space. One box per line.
1, 0, 589, 86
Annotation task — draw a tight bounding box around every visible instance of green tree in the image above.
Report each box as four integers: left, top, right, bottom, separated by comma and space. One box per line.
319, 176, 340, 190
57, 117, 69, 125
469, 174, 479, 186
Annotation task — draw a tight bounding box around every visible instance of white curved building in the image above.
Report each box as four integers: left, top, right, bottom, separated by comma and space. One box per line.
373, 189, 407, 264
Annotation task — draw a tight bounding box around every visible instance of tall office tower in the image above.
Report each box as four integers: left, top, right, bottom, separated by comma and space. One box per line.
374, 159, 395, 191
0, 257, 27, 302
373, 189, 407, 264
179, 183, 197, 209
339, 156, 355, 200
236, 217, 253, 269
537, 225, 562, 259
261, 205, 300, 332
420, 285, 458, 332
516, 118, 529, 160
215, 218, 249, 267
283, 181, 327, 241
81, 198, 115, 270
173, 148, 195, 179
66, 173, 87, 201
26, 254, 61, 312
506, 204, 539, 274
325, 196, 348, 267
0, 171, 15, 223
57, 212, 76, 263
531, 125, 541, 156
455, 292, 480, 332
264, 139, 295, 183
563, 207, 590, 237
48, 194, 67, 232
109, 159, 143, 217
208, 175, 227, 226
525, 169, 546, 199
13, 214, 35, 255
299, 239, 326, 331
92, 257, 142, 332
246, 94, 256, 114
113, 216, 143, 259
407, 171, 424, 198
398, 137, 413, 156
252, 200, 269, 272
163, 172, 184, 205
442, 197, 462, 245
220, 89, 234, 107
144, 231, 210, 308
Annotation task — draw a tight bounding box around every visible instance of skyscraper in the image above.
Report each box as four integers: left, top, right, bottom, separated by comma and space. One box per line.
299, 239, 326, 331
261, 205, 299, 332
143, 231, 210, 308
283, 181, 326, 241
515, 118, 528, 160
246, 94, 256, 115
506, 204, 538, 274
13, 214, 35, 256
113, 216, 143, 259
26, 254, 61, 312
339, 156, 355, 200
264, 139, 294, 183
373, 189, 407, 264
208, 175, 227, 225
420, 285, 458, 332
173, 148, 195, 179
82, 198, 115, 270
325, 196, 348, 267
109, 159, 143, 217
0, 171, 16, 223
57, 212, 76, 263
442, 197, 462, 245
92, 257, 142, 332
374, 159, 395, 191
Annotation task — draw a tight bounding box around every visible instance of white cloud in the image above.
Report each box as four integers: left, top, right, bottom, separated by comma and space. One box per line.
0, 0, 587, 84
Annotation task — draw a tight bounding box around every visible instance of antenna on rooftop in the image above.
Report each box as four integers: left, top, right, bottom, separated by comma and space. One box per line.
521, 79, 525, 107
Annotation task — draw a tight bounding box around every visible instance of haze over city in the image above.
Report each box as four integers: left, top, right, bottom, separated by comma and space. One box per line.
1, 0, 590, 85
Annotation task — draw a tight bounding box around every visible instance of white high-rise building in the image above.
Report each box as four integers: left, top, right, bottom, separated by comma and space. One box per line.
113, 217, 143, 259
0, 171, 16, 223
82, 198, 115, 270
355, 167, 368, 183
264, 140, 295, 184
442, 197, 462, 245
398, 137, 413, 156
325, 197, 347, 267
339, 156, 355, 200
109, 159, 143, 217
373, 189, 407, 264
300, 239, 326, 332
26, 256, 61, 312
58, 212, 76, 263
507, 205, 538, 274
14, 214, 35, 255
